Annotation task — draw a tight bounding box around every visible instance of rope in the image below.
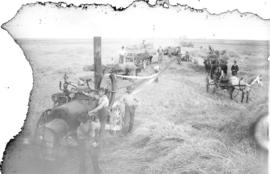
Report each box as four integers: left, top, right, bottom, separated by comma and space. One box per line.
104, 57, 176, 80
129, 57, 177, 95
110, 57, 176, 100
114, 73, 159, 80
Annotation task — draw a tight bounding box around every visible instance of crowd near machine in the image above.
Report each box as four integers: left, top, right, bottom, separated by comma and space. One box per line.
29, 40, 265, 174
34, 72, 123, 160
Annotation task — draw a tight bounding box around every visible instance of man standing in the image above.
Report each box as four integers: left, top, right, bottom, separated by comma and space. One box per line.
154, 65, 160, 83
121, 86, 139, 135
119, 46, 127, 64
185, 51, 190, 62
157, 46, 163, 63
87, 88, 109, 142
231, 60, 239, 76
214, 66, 224, 83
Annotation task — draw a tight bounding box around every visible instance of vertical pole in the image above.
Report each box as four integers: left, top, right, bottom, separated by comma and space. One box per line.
94, 37, 102, 89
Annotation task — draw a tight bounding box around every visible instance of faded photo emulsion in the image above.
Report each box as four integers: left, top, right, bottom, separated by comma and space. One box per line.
1, 1, 269, 174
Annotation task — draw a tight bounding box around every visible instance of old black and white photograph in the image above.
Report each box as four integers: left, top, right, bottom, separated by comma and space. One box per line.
0, 1, 269, 174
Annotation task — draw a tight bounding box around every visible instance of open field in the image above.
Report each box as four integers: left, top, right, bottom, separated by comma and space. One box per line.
3, 38, 269, 174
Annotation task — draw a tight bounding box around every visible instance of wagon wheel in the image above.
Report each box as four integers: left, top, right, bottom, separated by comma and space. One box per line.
99, 74, 117, 106
34, 119, 69, 161
35, 109, 53, 129
247, 89, 256, 102
33, 109, 50, 148
232, 88, 240, 99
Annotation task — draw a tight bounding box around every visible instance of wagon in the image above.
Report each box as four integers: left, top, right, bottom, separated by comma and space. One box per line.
206, 74, 249, 102
125, 43, 155, 69
204, 47, 229, 73
163, 46, 181, 58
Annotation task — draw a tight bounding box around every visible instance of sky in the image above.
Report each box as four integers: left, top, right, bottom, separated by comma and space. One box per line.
2, 1, 270, 40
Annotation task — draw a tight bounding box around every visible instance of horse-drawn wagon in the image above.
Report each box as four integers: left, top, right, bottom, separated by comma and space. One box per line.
205, 48, 230, 94
163, 46, 181, 58
125, 42, 155, 70
205, 47, 263, 103
162, 46, 183, 64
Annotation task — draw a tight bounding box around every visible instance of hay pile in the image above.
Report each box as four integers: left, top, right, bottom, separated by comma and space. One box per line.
100, 60, 268, 174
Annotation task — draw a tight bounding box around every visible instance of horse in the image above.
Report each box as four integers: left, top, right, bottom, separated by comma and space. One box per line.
228, 74, 263, 103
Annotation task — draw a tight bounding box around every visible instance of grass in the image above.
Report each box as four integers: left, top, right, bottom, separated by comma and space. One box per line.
98, 43, 268, 174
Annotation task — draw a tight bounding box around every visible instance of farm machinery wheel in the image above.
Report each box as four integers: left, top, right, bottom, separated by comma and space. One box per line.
109, 101, 125, 134
99, 73, 117, 107
34, 117, 69, 161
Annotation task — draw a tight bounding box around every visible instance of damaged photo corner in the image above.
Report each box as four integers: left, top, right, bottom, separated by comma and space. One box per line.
1, 0, 269, 174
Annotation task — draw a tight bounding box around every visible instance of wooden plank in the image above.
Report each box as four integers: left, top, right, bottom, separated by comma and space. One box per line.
94, 37, 102, 89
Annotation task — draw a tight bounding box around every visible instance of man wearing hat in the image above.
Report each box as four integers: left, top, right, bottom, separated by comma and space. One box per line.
119, 46, 127, 64
231, 60, 239, 76
87, 88, 109, 142
121, 85, 140, 135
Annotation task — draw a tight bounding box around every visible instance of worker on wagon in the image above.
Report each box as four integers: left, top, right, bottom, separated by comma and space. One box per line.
157, 46, 163, 63
62, 73, 72, 102
214, 66, 224, 83
119, 46, 127, 64
231, 60, 239, 76
87, 88, 109, 142
121, 86, 140, 135
185, 51, 190, 62
222, 62, 228, 76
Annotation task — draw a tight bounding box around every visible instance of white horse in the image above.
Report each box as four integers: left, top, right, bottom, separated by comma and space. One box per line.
229, 74, 263, 103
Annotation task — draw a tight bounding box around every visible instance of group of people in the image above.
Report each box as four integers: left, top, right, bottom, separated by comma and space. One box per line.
77, 86, 139, 174
81, 85, 140, 145
213, 60, 239, 83
118, 44, 164, 65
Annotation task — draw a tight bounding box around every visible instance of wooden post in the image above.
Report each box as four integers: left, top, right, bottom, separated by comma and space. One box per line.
94, 37, 102, 89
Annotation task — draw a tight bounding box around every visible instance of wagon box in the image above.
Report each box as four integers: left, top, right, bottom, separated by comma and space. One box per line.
125, 43, 155, 67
